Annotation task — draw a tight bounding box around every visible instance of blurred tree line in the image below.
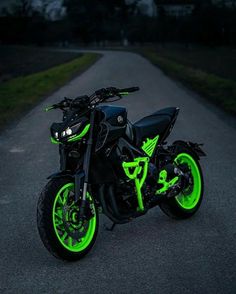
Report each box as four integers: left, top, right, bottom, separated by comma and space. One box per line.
0, 0, 235, 46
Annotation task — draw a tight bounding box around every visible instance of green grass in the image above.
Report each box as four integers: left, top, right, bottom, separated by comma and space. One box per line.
0, 46, 85, 82
141, 45, 236, 81
141, 49, 236, 115
0, 53, 100, 128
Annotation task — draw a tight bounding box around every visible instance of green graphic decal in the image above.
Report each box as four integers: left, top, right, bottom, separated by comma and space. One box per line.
67, 124, 90, 142
156, 170, 179, 195
122, 157, 149, 211
52, 183, 96, 252
141, 135, 159, 157
51, 137, 60, 144
174, 153, 202, 210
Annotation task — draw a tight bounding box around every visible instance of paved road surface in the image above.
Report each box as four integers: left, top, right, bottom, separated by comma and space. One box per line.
0, 51, 236, 294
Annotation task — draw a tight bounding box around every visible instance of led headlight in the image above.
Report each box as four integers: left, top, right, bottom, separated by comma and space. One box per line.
54, 132, 58, 139
65, 128, 73, 136
61, 122, 82, 138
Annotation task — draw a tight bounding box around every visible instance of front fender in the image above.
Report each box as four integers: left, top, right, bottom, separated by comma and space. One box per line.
173, 140, 206, 160
47, 170, 85, 202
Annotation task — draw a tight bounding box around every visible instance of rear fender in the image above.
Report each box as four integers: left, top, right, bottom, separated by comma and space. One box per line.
173, 140, 206, 160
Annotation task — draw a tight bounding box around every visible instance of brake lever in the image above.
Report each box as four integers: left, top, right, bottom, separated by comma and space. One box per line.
45, 106, 54, 112
45, 98, 70, 112
118, 92, 129, 96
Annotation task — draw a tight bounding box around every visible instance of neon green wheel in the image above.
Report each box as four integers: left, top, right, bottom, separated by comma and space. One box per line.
159, 145, 204, 219
174, 153, 202, 210
37, 178, 99, 260
52, 183, 97, 252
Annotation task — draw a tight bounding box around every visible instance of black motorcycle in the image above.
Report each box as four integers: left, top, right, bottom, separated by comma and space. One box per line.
37, 86, 205, 261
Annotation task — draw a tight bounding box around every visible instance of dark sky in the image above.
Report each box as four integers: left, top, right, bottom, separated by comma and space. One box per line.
0, 0, 154, 16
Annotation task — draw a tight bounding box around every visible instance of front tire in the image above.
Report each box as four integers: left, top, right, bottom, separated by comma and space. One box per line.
37, 178, 99, 261
159, 145, 204, 219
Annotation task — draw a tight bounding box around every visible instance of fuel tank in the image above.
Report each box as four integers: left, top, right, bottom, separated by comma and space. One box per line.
98, 105, 127, 126
96, 105, 127, 150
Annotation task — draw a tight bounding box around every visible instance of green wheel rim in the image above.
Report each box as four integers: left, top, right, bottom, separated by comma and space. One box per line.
174, 153, 202, 210
52, 183, 96, 252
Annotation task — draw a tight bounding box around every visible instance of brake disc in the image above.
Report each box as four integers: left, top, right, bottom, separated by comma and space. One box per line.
182, 172, 194, 196
62, 204, 89, 240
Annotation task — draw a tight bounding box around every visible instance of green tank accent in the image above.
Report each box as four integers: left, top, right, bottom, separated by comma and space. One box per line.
122, 157, 149, 211
141, 135, 159, 157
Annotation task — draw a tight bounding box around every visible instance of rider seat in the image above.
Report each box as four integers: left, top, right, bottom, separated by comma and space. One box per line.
132, 107, 179, 145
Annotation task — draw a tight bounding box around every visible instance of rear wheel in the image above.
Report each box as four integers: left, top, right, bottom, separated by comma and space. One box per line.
37, 178, 99, 261
159, 145, 204, 219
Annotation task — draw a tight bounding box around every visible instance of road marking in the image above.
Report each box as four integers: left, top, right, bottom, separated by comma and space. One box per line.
0, 199, 11, 205
9, 147, 25, 153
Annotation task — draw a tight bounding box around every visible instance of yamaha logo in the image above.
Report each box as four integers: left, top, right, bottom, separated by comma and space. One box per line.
117, 115, 123, 124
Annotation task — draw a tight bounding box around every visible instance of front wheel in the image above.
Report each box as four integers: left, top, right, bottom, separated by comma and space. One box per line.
37, 178, 99, 261
159, 145, 204, 219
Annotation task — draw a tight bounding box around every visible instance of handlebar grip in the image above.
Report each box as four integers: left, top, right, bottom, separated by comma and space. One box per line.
45, 103, 61, 111
119, 87, 140, 93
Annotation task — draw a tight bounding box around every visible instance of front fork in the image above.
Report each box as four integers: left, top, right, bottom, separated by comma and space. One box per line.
76, 109, 96, 218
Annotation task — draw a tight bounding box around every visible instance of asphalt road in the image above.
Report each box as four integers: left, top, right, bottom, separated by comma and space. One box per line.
0, 51, 236, 294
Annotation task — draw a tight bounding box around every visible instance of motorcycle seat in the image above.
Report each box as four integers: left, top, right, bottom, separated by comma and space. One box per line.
132, 107, 178, 145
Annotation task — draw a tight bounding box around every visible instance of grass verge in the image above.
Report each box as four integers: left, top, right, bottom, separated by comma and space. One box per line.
0, 46, 85, 82
0, 52, 100, 129
141, 49, 236, 115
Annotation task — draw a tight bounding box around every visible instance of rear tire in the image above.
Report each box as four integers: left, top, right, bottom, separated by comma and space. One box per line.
37, 177, 99, 261
159, 144, 204, 219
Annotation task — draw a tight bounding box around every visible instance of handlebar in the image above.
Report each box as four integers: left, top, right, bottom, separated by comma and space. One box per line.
45, 86, 139, 112
119, 87, 140, 93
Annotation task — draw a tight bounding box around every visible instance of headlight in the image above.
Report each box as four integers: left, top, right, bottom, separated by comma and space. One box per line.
61, 122, 82, 138
66, 128, 73, 136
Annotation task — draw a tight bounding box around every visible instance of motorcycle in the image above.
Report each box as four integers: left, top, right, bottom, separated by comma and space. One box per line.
37, 86, 206, 261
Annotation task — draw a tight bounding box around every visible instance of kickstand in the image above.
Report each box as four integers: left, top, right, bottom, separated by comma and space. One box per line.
105, 222, 116, 231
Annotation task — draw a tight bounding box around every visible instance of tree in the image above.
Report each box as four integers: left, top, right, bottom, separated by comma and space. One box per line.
63, 0, 140, 43
11, 0, 33, 17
